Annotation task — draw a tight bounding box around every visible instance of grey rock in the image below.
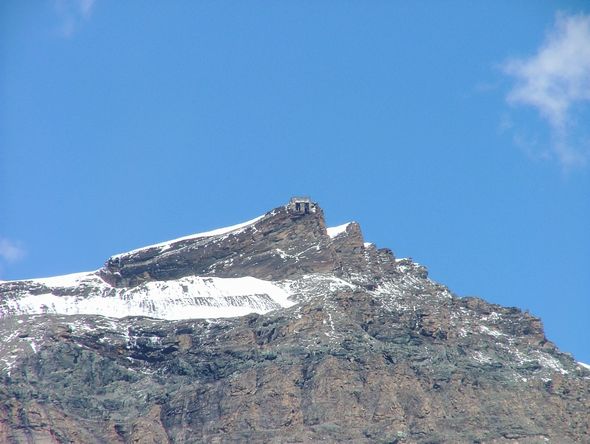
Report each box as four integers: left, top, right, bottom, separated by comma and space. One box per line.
0, 199, 588, 443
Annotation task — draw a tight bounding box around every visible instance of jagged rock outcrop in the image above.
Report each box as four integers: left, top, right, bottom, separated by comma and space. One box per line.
0, 199, 589, 443
101, 206, 339, 286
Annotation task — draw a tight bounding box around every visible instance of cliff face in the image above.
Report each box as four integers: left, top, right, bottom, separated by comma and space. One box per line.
101, 206, 337, 286
1, 200, 589, 443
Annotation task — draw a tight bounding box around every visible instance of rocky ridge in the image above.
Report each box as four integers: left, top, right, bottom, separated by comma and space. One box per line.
0, 199, 589, 443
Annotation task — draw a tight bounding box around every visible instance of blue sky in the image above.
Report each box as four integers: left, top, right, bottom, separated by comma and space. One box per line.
1, 1, 589, 363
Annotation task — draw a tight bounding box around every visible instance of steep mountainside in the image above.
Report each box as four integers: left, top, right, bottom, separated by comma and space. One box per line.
1, 199, 589, 443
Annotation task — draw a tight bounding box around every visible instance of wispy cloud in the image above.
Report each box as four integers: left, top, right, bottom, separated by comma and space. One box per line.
502, 13, 590, 169
0, 237, 26, 279
0, 238, 26, 263
54, 0, 96, 38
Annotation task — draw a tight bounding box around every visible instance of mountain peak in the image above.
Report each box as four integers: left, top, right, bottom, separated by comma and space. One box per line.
99, 198, 403, 289
102, 198, 332, 286
1, 198, 589, 443
0, 198, 417, 320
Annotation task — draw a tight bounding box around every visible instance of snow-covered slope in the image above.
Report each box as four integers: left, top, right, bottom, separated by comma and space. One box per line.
0, 207, 370, 320
327, 222, 351, 238
3, 273, 294, 319
111, 214, 265, 259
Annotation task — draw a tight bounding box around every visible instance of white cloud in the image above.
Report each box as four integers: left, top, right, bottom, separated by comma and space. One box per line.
54, 0, 96, 37
0, 238, 26, 263
503, 13, 590, 169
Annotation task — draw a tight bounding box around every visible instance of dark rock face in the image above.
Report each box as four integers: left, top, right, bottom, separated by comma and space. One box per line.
101, 207, 339, 287
98, 206, 413, 289
1, 200, 589, 443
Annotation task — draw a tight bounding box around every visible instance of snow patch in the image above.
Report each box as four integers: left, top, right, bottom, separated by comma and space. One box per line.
111, 214, 265, 259
472, 351, 493, 364
578, 362, 590, 371
535, 352, 569, 375
479, 325, 505, 338
5, 276, 294, 320
275, 248, 297, 261
327, 223, 351, 238
24, 338, 38, 353
9, 271, 100, 286
27, 271, 102, 288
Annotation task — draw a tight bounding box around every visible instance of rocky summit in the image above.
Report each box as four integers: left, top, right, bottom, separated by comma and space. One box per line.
0, 198, 589, 443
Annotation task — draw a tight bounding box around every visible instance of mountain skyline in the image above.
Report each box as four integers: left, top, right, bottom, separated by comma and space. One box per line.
1, 197, 589, 442
1, 1, 589, 368
2, 197, 589, 369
